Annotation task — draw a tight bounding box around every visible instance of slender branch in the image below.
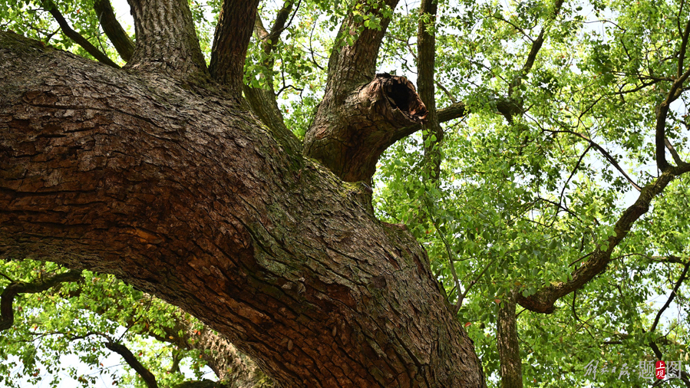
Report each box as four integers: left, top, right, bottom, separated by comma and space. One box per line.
646, 261, 690, 388
436, 81, 458, 104
424, 197, 463, 312
0, 272, 15, 282
509, 0, 565, 97
418, 0, 443, 181
1, 270, 83, 331
392, 101, 467, 143
545, 129, 642, 191
665, 138, 689, 167
93, 0, 134, 61
518, 169, 678, 313
636, 254, 689, 265
493, 14, 535, 42
655, 38, 690, 171
42, 0, 119, 68
536, 196, 590, 224
458, 255, 499, 310
678, 17, 690, 80
263, 0, 301, 53
557, 144, 592, 212
568, 251, 594, 267
649, 262, 690, 333
106, 341, 159, 388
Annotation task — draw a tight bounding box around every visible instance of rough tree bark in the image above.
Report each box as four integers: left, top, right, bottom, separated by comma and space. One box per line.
304, 0, 428, 185
0, 0, 486, 386
417, 0, 443, 181
496, 291, 522, 388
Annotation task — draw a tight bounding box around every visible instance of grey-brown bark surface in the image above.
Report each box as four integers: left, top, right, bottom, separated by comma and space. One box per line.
0, 30, 485, 388
209, 0, 261, 94
496, 291, 522, 388
126, 0, 207, 77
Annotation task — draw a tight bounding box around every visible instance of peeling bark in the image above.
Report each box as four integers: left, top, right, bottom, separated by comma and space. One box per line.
0, 31, 485, 388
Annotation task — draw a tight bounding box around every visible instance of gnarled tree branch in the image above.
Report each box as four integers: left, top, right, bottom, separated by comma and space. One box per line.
518, 170, 678, 313
0, 31, 485, 388
0, 269, 83, 331
105, 341, 159, 388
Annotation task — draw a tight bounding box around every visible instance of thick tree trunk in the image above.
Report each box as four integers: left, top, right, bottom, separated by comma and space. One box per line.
0, 32, 485, 387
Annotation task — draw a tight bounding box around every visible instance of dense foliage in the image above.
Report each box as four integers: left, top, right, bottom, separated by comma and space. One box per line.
1, 0, 690, 386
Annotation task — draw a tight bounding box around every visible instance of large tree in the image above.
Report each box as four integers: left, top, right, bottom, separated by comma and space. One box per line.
0, 0, 485, 386
3, 0, 690, 387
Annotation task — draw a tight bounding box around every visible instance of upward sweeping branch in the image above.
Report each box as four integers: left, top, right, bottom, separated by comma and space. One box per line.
209, 0, 261, 94
126, 0, 207, 76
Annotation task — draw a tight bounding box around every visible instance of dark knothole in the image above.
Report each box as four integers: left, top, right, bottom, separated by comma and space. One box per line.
378, 73, 428, 119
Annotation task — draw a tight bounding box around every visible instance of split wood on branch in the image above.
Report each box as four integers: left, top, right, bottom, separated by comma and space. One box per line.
304, 73, 427, 183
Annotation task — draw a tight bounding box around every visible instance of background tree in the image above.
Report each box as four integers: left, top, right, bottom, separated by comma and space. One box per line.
2, 0, 690, 387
